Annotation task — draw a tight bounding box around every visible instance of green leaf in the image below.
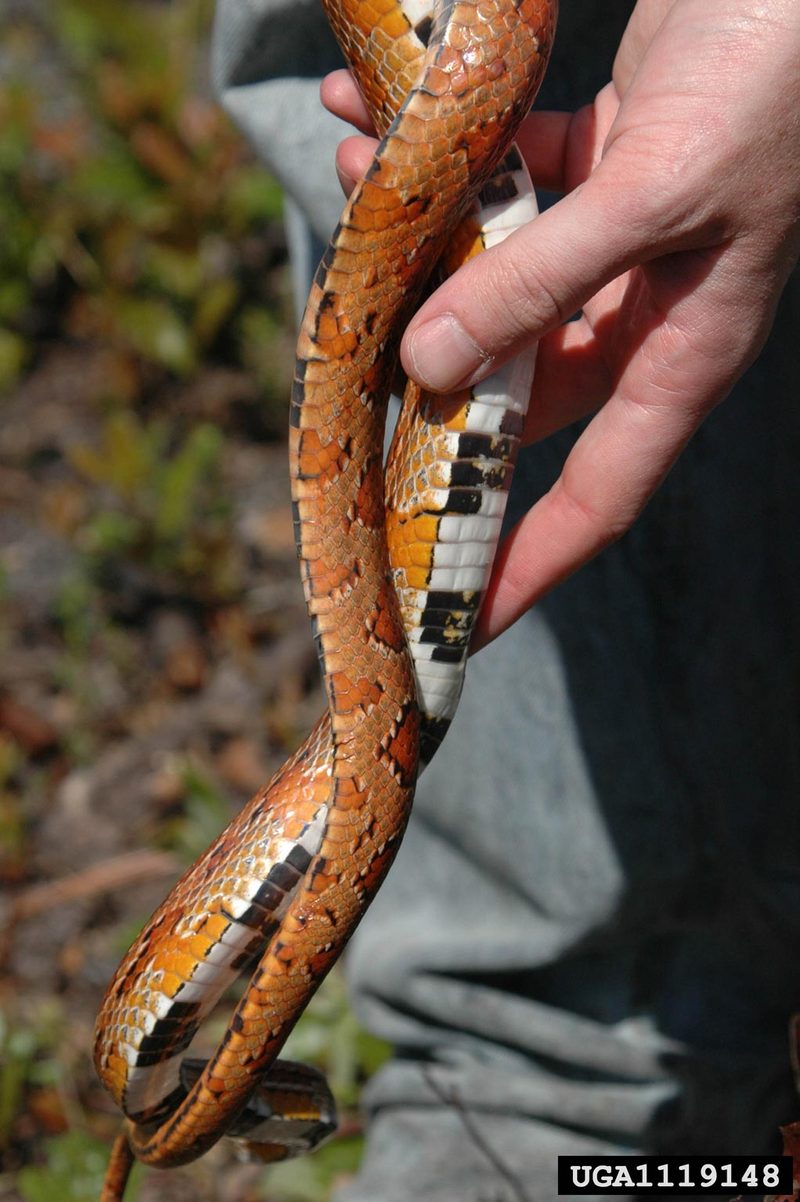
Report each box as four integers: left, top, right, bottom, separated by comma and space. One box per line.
0, 1025, 36, 1143
68, 152, 158, 225
238, 305, 291, 405
82, 509, 139, 557
144, 243, 204, 300
262, 1135, 364, 1202
55, 573, 101, 657
0, 328, 28, 390
115, 296, 195, 375
0, 82, 38, 174
354, 1028, 392, 1078
69, 411, 164, 499
53, 0, 156, 73
224, 166, 284, 229
52, 2, 104, 66
154, 423, 223, 543
17, 1129, 130, 1202
193, 276, 238, 346
0, 278, 33, 323
165, 760, 230, 863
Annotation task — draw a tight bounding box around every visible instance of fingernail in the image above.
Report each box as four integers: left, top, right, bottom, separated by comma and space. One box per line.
406, 314, 492, 392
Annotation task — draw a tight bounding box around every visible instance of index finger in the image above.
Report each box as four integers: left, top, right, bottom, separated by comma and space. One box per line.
472, 253, 742, 647
473, 383, 701, 649
321, 69, 376, 134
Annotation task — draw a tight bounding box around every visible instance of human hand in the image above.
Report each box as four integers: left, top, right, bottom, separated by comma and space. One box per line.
322, 0, 800, 649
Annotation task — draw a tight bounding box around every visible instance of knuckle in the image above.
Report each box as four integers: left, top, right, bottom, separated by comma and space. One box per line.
482, 242, 570, 340
553, 474, 630, 549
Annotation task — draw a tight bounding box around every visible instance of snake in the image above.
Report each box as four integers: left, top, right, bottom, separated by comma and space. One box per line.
94, 0, 556, 1196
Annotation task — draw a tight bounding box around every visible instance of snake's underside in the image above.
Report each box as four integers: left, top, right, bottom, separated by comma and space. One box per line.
94, 0, 556, 1196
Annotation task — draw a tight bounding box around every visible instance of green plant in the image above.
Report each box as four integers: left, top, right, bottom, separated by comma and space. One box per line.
262, 1135, 365, 1202
159, 758, 232, 863
51, 571, 122, 760
0, 1004, 103, 1192
0, 735, 27, 873
0, 0, 288, 404
0, 1017, 39, 1149
16, 1129, 131, 1202
68, 410, 239, 597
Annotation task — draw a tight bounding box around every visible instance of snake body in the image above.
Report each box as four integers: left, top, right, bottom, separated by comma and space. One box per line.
95, 1, 556, 1195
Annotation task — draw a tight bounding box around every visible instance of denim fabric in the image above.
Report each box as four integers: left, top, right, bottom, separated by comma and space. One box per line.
213, 3, 800, 1197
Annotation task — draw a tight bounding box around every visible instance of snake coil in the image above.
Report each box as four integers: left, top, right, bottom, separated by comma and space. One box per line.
95, 1, 556, 1196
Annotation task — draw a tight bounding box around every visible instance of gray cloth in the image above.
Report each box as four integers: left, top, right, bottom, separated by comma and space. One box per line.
213, 3, 800, 1199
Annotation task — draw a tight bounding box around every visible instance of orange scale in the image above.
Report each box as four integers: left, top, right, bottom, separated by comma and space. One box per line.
305, 869, 335, 896
378, 8, 409, 39
411, 513, 439, 545
398, 38, 421, 64
364, 177, 394, 209
328, 334, 352, 360
185, 933, 213, 963
409, 542, 435, 568
371, 207, 395, 233
447, 21, 470, 50
397, 234, 417, 263
106, 1066, 128, 1097
445, 405, 472, 431
406, 156, 437, 183
335, 226, 365, 256
406, 556, 434, 587
335, 771, 367, 799
274, 942, 295, 964
281, 815, 309, 842
422, 464, 449, 491
386, 516, 409, 544
425, 65, 452, 96
357, 1, 379, 24
348, 204, 375, 234
394, 111, 426, 144
416, 440, 440, 465
390, 202, 411, 227
326, 269, 358, 297
159, 969, 188, 998
316, 309, 343, 340
201, 912, 229, 942
384, 46, 407, 73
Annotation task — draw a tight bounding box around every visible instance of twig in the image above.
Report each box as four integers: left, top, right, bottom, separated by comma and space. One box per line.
3, 849, 178, 928
422, 1064, 533, 1202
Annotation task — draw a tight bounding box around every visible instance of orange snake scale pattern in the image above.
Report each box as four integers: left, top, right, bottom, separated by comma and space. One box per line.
94, 0, 557, 1196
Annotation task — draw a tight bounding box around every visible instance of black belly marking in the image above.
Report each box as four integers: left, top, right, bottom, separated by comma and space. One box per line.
414, 14, 433, 45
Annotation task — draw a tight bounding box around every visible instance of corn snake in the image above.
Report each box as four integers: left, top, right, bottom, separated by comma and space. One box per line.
95, 0, 556, 1195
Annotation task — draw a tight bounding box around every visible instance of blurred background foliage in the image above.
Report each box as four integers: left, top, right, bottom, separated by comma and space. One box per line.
1, 0, 288, 401
0, 1, 388, 1199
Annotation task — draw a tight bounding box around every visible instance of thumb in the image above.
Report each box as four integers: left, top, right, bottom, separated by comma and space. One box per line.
400, 171, 653, 394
